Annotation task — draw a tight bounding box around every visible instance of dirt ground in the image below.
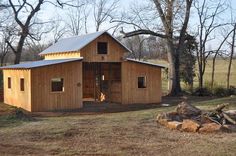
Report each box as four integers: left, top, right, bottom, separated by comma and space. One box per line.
0, 96, 236, 156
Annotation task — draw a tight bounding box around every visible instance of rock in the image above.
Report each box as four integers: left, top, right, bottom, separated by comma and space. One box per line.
166, 121, 182, 130
176, 102, 201, 117
198, 123, 222, 133
181, 119, 200, 132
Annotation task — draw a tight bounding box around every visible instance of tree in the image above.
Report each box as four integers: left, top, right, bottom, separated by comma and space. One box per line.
92, 0, 119, 32
115, 0, 193, 95
179, 35, 197, 92
227, 23, 236, 89
66, 0, 88, 36
5, 0, 45, 64
0, 25, 15, 66
194, 0, 228, 89
5, 0, 80, 64
210, 28, 233, 89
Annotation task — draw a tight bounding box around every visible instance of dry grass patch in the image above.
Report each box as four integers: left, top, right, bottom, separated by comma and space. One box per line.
0, 96, 236, 155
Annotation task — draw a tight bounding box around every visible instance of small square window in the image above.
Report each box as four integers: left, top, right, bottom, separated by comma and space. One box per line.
51, 78, 64, 92
8, 77, 11, 89
97, 42, 108, 54
20, 78, 24, 91
138, 76, 146, 88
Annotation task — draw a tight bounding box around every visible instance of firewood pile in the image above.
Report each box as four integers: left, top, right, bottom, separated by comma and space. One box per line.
156, 102, 236, 133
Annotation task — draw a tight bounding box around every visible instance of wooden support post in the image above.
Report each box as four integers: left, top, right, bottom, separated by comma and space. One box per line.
108, 63, 112, 104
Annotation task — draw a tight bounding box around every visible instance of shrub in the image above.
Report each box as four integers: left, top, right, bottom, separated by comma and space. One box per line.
192, 87, 212, 96
212, 86, 229, 97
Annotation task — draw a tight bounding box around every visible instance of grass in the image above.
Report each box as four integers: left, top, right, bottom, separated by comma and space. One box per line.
0, 96, 236, 155
150, 58, 236, 93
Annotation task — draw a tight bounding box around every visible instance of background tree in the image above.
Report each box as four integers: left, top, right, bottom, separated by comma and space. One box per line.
194, 0, 228, 89
179, 35, 197, 92
92, 0, 119, 32
114, 0, 193, 95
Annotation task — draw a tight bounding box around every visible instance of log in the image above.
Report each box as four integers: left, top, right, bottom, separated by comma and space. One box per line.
198, 123, 222, 133
222, 112, 236, 125
166, 121, 182, 130
215, 103, 229, 112
182, 119, 200, 132
176, 101, 201, 117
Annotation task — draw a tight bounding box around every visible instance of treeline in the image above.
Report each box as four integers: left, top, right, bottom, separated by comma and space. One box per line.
0, 0, 235, 95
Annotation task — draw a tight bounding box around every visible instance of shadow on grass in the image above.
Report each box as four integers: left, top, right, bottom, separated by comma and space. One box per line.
0, 109, 38, 128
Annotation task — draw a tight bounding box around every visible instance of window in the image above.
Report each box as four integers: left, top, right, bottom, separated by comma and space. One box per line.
138, 76, 147, 88
20, 78, 24, 91
8, 77, 11, 89
51, 78, 64, 92
97, 42, 108, 54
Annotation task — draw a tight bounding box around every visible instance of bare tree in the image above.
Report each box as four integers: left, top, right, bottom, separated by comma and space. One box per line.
210, 28, 233, 89
227, 23, 236, 89
114, 0, 193, 95
194, 0, 228, 89
0, 26, 15, 66
5, 0, 80, 64
92, 0, 119, 32
65, 0, 87, 36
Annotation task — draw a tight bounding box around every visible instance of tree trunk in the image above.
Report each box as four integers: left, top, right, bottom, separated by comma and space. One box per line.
211, 53, 217, 89
227, 24, 236, 89
14, 35, 26, 64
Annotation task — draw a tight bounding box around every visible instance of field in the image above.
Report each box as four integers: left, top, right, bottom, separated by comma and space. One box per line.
150, 59, 236, 93
0, 96, 236, 155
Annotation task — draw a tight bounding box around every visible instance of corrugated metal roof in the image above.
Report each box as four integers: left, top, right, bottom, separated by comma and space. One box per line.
126, 58, 167, 68
0, 58, 83, 69
39, 31, 131, 55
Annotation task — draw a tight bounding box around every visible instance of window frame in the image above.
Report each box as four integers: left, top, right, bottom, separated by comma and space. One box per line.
51, 78, 64, 93
97, 42, 108, 54
137, 76, 147, 88
20, 78, 24, 91
7, 77, 11, 89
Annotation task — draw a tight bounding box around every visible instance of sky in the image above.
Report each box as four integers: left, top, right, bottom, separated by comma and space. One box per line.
7, 0, 236, 51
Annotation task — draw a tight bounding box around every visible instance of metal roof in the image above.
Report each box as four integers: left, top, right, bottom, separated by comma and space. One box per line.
0, 58, 83, 70
39, 31, 132, 55
126, 58, 167, 68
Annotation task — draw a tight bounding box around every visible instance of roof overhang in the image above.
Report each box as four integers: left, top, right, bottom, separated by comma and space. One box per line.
0, 58, 83, 70
125, 58, 167, 68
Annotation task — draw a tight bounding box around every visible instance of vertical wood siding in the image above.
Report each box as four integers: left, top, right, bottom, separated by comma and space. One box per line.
121, 61, 162, 104
30, 61, 82, 111
3, 70, 31, 111
80, 34, 127, 62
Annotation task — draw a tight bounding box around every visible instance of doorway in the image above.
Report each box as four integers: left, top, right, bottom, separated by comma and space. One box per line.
82, 62, 121, 103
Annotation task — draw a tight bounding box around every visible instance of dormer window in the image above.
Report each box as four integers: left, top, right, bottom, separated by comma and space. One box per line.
97, 42, 108, 54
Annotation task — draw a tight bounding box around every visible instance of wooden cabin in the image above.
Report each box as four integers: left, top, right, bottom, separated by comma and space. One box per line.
1, 31, 165, 112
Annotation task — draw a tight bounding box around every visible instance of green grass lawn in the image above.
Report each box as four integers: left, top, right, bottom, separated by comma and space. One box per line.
0, 96, 236, 155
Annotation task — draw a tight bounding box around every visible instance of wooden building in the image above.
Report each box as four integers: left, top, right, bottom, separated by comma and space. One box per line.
1, 31, 165, 112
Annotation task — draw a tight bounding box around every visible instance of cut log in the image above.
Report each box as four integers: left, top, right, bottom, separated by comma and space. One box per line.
222, 112, 236, 125
156, 113, 169, 126
166, 121, 182, 130
215, 103, 229, 112
222, 124, 236, 132
198, 123, 221, 133
176, 102, 201, 117
182, 119, 200, 132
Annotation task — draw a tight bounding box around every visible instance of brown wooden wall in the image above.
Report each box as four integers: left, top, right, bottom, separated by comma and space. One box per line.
80, 34, 127, 62
43, 52, 81, 60
31, 61, 83, 111
3, 70, 32, 111
121, 61, 162, 104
